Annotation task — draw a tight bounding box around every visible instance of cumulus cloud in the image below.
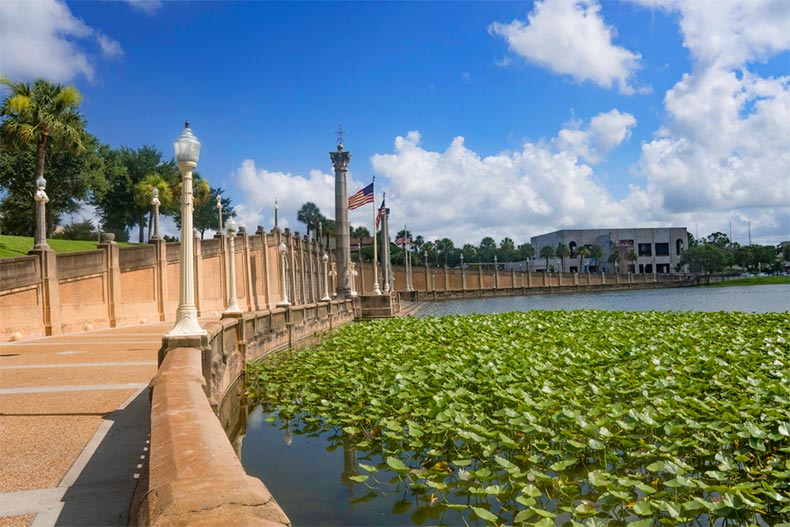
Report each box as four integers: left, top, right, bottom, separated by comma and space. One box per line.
553, 109, 637, 163
489, 0, 642, 94
230, 159, 371, 234
125, 0, 163, 15
370, 129, 641, 245
629, 0, 790, 243
0, 0, 123, 83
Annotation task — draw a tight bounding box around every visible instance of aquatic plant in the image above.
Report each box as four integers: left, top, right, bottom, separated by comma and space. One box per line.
247, 311, 790, 526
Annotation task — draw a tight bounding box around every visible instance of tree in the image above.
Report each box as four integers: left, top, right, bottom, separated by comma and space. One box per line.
193, 187, 234, 239
435, 238, 454, 266
627, 250, 638, 272
733, 245, 753, 270
0, 135, 103, 236
412, 235, 425, 256
679, 244, 733, 274
297, 202, 323, 236
706, 231, 731, 249
590, 244, 604, 272
52, 218, 97, 241
171, 172, 211, 236
783, 244, 790, 264
133, 173, 173, 241
539, 245, 555, 271
517, 243, 535, 261
320, 216, 336, 247
1, 78, 90, 237
556, 243, 570, 272
499, 237, 516, 262
351, 226, 370, 240
462, 243, 478, 264
579, 246, 592, 273
479, 237, 497, 262
607, 250, 621, 273
749, 244, 777, 272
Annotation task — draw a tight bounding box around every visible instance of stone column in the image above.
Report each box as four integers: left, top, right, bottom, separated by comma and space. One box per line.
424, 253, 429, 292
330, 143, 352, 297
193, 232, 203, 317
443, 266, 449, 291
381, 207, 392, 293
29, 246, 61, 336
478, 265, 483, 291
99, 234, 121, 328
239, 229, 255, 312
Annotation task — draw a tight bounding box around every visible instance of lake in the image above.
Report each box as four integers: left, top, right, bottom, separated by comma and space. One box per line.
240, 284, 789, 526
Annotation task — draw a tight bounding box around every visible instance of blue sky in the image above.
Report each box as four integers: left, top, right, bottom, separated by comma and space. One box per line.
1, 0, 788, 246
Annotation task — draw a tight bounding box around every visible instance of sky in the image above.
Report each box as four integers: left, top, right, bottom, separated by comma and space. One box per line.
0, 0, 788, 247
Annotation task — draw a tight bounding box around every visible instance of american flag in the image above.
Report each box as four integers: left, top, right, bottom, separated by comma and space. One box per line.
375, 199, 386, 230
395, 235, 410, 246
348, 182, 374, 210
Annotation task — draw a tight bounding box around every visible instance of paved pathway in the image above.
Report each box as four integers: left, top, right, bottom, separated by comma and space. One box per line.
0, 324, 169, 527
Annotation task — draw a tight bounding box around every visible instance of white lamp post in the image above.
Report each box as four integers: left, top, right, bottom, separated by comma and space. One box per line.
277, 241, 290, 307
167, 121, 207, 337
460, 253, 465, 290
329, 262, 337, 297
216, 195, 223, 234
151, 187, 161, 240
321, 253, 331, 301
349, 261, 358, 297
33, 175, 49, 249
223, 217, 242, 316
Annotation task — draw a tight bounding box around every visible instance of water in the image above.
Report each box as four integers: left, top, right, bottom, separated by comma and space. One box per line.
240, 285, 789, 525
414, 284, 790, 317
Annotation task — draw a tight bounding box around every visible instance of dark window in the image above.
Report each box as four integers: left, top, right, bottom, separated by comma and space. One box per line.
638, 243, 652, 256
655, 243, 669, 256
569, 241, 577, 254
676, 239, 684, 255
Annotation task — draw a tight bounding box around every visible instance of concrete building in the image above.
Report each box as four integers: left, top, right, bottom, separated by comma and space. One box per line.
529, 227, 689, 275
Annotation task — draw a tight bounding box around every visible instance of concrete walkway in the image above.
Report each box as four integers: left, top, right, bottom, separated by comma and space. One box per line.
0, 324, 169, 527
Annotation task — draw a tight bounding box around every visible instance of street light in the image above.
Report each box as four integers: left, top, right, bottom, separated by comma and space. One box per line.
151, 187, 161, 240
216, 195, 224, 234
321, 253, 331, 301
166, 121, 206, 337
223, 218, 241, 316
277, 241, 291, 307
33, 175, 49, 249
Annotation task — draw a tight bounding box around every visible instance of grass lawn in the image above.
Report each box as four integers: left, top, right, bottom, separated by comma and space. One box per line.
0, 234, 138, 258
706, 275, 790, 287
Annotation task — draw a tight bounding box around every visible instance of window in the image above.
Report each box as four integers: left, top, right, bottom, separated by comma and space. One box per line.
676, 239, 684, 255
655, 243, 669, 256
638, 243, 652, 256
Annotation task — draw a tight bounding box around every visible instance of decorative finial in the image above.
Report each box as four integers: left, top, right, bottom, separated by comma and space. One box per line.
185, 120, 190, 129
336, 122, 345, 149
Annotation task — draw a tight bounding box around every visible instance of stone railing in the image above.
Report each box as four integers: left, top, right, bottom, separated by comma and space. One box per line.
138, 300, 355, 526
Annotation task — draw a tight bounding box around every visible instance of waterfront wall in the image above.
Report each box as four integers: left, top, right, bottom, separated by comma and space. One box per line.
0, 227, 330, 341
140, 299, 355, 526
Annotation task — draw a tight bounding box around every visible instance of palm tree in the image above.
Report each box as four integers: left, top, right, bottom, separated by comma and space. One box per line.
590, 244, 604, 272
435, 238, 454, 266
556, 243, 570, 272
628, 250, 638, 272
578, 246, 591, 272
0, 77, 86, 239
499, 237, 516, 262
133, 173, 173, 241
518, 243, 535, 261
607, 250, 621, 274
320, 216, 336, 247
539, 245, 555, 271
297, 202, 323, 236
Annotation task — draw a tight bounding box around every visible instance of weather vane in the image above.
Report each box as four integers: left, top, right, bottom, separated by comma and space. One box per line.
336, 122, 345, 148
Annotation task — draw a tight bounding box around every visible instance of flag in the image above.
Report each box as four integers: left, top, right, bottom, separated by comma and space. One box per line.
348, 182, 374, 210
375, 198, 386, 230
395, 235, 410, 246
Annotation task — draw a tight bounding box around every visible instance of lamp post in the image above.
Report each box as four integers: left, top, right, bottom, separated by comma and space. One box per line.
151, 187, 161, 240
167, 121, 206, 337
329, 262, 337, 297
321, 253, 331, 301
33, 175, 49, 249
216, 195, 223, 235
493, 255, 499, 289
223, 218, 242, 316
460, 253, 465, 290
277, 241, 290, 307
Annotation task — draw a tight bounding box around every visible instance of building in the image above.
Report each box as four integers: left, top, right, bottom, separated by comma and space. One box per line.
529, 227, 689, 275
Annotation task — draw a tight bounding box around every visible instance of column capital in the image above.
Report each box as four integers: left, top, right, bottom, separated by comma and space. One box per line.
330, 149, 351, 171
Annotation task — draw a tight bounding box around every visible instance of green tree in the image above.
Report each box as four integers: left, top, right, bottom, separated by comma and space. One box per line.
297, 202, 323, 236
539, 245, 555, 271
590, 244, 604, 272
133, 173, 174, 241
706, 231, 731, 249
193, 187, 234, 239
783, 244, 790, 264
462, 243, 478, 264
517, 242, 535, 261
607, 250, 621, 273
733, 245, 753, 270
749, 244, 777, 272
1, 78, 92, 237
679, 244, 733, 274
412, 235, 425, 257
499, 237, 516, 262
579, 246, 592, 273
435, 238, 454, 266
556, 243, 570, 272
319, 216, 335, 247
52, 218, 97, 241
479, 236, 497, 262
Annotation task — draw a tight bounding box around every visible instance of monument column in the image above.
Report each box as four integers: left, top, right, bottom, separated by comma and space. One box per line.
330, 141, 352, 298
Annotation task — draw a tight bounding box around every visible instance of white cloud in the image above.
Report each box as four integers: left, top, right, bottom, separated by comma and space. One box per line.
230, 159, 371, 234
628, 0, 790, 243
125, 0, 163, 15
370, 130, 641, 246
489, 0, 642, 94
553, 109, 637, 163
0, 0, 122, 83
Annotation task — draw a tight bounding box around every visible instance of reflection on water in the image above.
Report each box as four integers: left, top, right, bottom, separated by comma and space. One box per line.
414, 284, 790, 317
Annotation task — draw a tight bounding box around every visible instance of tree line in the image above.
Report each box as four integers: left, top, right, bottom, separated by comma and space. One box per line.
0, 77, 234, 242
679, 232, 788, 275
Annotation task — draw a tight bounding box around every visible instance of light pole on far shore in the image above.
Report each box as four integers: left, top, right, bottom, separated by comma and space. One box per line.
321, 253, 331, 301
223, 218, 242, 316
166, 121, 207, 337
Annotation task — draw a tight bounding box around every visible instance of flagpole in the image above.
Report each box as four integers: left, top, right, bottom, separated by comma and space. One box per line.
372, 176, 381, 295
